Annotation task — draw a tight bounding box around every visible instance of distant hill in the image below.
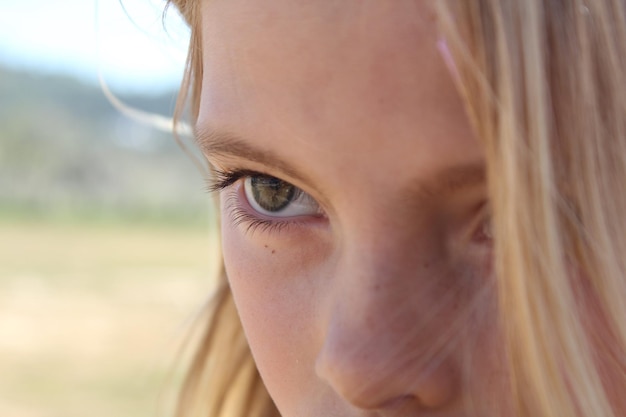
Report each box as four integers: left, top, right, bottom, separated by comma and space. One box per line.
0, 66, 210, 226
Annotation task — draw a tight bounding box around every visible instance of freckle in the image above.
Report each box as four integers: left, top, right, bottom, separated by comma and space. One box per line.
271, 250, 276, 254
264, 244, 268, 248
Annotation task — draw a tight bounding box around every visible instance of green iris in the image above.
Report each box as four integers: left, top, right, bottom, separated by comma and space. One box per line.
250, 176, 296, 212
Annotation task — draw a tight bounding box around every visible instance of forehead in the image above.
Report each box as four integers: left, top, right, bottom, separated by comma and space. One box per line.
197, 0, 481, 182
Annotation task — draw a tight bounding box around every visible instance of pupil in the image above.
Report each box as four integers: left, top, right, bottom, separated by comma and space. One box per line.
250, 176, 295, 212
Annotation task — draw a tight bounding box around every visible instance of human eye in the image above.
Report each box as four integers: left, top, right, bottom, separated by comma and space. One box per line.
470, 203, 493, 245
242, 176, 321, 217
473, 216, 493, 243
207, 168, 323, 234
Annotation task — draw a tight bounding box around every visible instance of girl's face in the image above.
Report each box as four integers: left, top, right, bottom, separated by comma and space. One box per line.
198, 0, 506, 416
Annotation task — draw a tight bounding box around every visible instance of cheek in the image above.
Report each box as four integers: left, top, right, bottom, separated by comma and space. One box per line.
220, 209, 332, 413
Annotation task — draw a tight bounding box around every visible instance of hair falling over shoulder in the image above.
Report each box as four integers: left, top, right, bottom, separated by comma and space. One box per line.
167, 1, 626, 416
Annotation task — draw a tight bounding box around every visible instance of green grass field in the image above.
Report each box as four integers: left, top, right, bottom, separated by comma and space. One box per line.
0, 219, 220, 417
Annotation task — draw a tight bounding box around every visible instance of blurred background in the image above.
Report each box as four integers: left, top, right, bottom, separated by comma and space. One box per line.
0, 1, 217, 416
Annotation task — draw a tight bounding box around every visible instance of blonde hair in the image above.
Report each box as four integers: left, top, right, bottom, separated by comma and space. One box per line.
167, 2, 278, 416
168, 1, 626, 416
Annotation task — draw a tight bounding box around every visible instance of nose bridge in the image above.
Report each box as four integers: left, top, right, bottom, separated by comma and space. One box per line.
335, 232, 420, 324
320, 226, 433, 351
315, 224, 459, 410
331, 217, 437, 323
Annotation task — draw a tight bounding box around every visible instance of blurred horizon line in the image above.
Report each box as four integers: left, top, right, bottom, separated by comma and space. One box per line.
0, 56, 183, 97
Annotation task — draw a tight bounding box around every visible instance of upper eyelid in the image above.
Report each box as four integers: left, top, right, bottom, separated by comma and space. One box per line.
208, 167, 302, 191
207, 161, 330, 207
207, 155, 305, 184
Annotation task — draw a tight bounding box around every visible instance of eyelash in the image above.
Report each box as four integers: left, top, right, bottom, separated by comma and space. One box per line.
206, 168, 260, 193
206, 168, 303, 235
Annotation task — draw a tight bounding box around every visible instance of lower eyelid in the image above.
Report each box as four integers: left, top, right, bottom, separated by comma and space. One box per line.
222, 187, 287, 234
222, 183, 304, 236
222, 182, 327, 238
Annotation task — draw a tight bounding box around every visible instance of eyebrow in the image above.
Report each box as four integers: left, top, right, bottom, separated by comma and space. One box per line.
195, 125, 485, 196
431, 163, 486, 195
196, 126, 308, 183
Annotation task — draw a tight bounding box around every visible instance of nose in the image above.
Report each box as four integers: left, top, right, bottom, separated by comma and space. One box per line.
314, 238, 461, 412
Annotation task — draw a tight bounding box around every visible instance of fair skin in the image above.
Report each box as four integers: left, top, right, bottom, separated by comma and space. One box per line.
197, 0, 507, 416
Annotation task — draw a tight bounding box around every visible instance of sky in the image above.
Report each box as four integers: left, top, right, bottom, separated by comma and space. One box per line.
0, 0, 190, 94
